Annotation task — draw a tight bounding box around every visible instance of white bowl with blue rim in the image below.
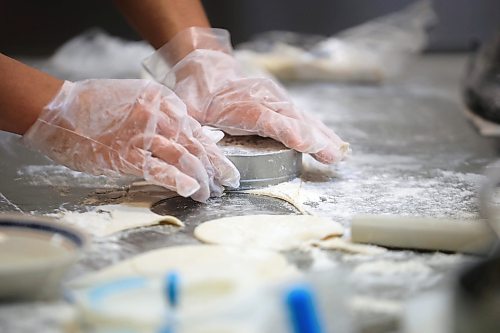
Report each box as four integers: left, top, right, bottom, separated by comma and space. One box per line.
0, 213, 87, 301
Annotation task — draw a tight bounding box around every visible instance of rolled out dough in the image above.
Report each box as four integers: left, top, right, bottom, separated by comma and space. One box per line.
57, 204, 183, 237
194, 214, 344, 250
312, 237, 387, 255
72, 245, 297, 331
70, 244, 297, 288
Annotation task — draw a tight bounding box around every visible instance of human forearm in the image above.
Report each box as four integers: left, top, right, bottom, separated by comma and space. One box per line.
113, 0, 210, 49
0, 54, 63, 135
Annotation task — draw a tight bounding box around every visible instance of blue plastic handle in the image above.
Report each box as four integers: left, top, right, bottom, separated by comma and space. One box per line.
285, 284, 324, 333
158, 272, 180, 333
165, 271, 180, 308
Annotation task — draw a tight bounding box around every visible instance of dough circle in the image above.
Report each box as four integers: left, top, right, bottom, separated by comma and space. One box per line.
194, 214, 344, 250
71, 244, 296, 288
72, 245, 296, 332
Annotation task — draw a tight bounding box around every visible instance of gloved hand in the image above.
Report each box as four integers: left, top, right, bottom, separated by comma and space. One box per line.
22, 79, 239, 202
143, 27, 350, 164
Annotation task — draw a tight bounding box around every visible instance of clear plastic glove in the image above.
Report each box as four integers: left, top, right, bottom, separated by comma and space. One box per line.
143, 27, 350, 164
22, 79, 239, 202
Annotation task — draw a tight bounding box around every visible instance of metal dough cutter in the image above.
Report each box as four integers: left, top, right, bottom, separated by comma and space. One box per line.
150, 136, 303, 231
218, 135, 302, 190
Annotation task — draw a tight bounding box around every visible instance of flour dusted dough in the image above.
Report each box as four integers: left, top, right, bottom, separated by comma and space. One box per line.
313, 237, 387, 255
72, 245, 296, 332
194, 215, 343, 250
58, 204, 182, 237
243, 180, 309, 214
71, 244, 297, 288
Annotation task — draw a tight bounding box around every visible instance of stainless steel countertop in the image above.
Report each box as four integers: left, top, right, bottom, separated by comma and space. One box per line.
0, 54, 497, 333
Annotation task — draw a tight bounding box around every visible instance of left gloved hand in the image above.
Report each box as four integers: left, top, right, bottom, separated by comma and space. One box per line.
143, 27, 350, 164
22, 79, 239, 202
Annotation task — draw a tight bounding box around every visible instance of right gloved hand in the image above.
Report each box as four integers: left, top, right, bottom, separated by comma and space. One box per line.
22, 79, 240, 202
143, 27, 350, 165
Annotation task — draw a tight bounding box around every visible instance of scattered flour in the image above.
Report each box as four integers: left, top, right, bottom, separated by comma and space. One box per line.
350, 296, 403, 316
353, 260, 432, 276
17, 165, 131, 188
350, 258, 443, 298
303, 246, 338, 271
0, 302, 77, 333
0, 192, 23, 213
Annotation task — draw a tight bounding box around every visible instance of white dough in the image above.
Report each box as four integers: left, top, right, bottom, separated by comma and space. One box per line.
72, 245, 296, 332
312, 237, 387, 255
70, 244, 297, 288
57, 204, 183, 237
194, 214, 344, 250
244, 180, 309, 214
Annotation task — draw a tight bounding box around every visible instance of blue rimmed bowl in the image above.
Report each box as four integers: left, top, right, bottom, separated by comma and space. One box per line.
0, 213, 87, 301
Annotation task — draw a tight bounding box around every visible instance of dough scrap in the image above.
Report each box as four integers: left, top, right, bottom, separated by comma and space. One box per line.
57, 204, 182, 237
313, 237, 387, 255
243, 180, 309, 214
70, 244, 297, 288
194, 214, 343, 250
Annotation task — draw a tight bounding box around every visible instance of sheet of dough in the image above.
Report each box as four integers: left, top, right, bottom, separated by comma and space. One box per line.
70, 244, 297, 288
72, 245, 296, 332
194, 214, 343, 250
57, 204, 183, 237
312, 237, 387, 255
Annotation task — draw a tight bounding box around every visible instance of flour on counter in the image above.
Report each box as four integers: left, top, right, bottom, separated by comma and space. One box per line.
350, 296, 403, 316
353, 260, 432, 276
350, 258, 442, 297
0, 192, 23, 213
306, 246, 338, 271
0, 301, 78, 333
17, 165, 129, 188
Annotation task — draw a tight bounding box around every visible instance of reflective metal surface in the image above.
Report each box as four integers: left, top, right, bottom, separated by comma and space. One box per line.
0, 55, 497, 332
219, 135, 303, 189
